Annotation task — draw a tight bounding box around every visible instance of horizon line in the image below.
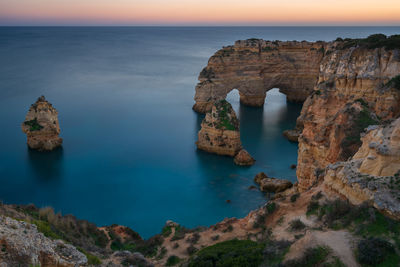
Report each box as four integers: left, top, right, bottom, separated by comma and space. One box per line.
2, 25, 400, 27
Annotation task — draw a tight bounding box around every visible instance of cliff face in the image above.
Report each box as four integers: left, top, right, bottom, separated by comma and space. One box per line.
22, 96, 63, 151
193, 39, 325, 113
0, 216, 87, 267
323, 118, 400, 219
196, 100, 242, 156
297, 45, 400, 190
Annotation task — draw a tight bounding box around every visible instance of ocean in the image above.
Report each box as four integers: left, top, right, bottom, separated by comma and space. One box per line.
0, 26, 399, 238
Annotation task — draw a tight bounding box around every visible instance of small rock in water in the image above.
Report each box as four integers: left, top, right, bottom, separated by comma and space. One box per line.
226, 200, 231, 203
254, 172, 293, 193
234, 149, 255, 166
290, 164, 297, 169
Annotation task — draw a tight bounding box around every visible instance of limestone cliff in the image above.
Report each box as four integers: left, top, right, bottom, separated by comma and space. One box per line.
193, 39, 325, 113
0, 216, 87, 267
196, 100, 242, 156
297, 44, 400, 190
323, 118, 400, 219
22, 96, 63, 151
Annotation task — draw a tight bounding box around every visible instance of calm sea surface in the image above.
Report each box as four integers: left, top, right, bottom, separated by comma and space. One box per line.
1, 27, 399, 238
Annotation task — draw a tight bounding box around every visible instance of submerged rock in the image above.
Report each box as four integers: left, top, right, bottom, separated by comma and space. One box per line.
254, 172, 293, 193
21, 96, 63, 151
234, 149, 255, 166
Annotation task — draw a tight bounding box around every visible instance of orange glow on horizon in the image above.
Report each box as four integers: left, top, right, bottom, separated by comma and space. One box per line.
1, 0, 400, 25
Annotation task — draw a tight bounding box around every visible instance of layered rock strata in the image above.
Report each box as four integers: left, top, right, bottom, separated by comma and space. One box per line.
22, 96, 63, 151
297, 44, 400, 190
0, 216, 87, 267
323, 118, 400, 219
193, 39, 325, 113
196, 100, 254, 165
196, 100, 242, 156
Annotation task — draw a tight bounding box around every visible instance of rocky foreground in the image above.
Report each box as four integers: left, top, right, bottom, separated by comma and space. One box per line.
22, 96, 63, 151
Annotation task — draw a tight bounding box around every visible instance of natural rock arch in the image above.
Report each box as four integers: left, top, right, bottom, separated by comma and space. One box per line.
193, 39, 325, 113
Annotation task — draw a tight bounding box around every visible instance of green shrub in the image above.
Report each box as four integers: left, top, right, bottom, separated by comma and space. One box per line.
32, 220, 62, 240
386, 75, 400, 90
171, 225, 190, 241
337, 34, 400, 50
77, 247, 102, 265
187, 245, 198, 255
311, 191, 323, 201
162, 225, 172, 237
290, 193, 300, 203
285, 246, 330, 267
357, 237, 398, 266
307, 200, 320, 216
289, 219, 306, 231
187, 239, 265, 267
24, 118, 43, 131
166, 255, 181, 266
213, 100, 239, 131
266, 202, 277, 214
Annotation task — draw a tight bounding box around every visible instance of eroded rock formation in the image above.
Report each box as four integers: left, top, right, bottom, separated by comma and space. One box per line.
196, 100, 242, 156
323, 118, 400, 219
0, 216, 87, 267
22, 96, 63, 151
193, 39, 325, 113
254, 172, 293, 193
296, 44, 400, 190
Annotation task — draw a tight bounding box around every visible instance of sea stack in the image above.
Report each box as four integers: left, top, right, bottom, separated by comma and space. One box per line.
21, 96, 63, 151
196, 100, 254, 165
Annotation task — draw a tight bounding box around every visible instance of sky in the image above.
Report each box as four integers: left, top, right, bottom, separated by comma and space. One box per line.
1, 0, 400, 26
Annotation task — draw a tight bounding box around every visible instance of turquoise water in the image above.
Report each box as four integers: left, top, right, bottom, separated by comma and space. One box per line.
0, 27, 399, 238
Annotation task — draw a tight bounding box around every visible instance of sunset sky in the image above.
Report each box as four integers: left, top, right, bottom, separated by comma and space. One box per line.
1, 0, 400, 26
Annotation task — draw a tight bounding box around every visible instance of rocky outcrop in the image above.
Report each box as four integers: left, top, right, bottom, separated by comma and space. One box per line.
193, 39, 325, 113
283, 129, 301, 142
296, 44, 400, 190
196, 100, 242, 156
22, 96, 63, 151
323, 118, 400, 219
0, 216, 87, 267
234, 149, 255, 166
254, 172, 293, 193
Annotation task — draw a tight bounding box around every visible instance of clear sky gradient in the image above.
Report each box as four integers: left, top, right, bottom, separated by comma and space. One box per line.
1, 0, 400, 26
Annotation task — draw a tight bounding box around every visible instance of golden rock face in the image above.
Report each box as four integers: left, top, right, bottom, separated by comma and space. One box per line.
296, 45, 400, 191
196, 100, 242, 156
21, 96, 63, 151
193, 39, 325, 113
323, 118, 400, 219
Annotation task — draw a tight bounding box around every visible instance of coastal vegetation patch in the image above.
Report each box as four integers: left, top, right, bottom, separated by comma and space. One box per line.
386, 75, 400, 90
335, 34, 400, 50
187, 239, 265, 267
24, 118, 43, 131
213, 100, 239, 131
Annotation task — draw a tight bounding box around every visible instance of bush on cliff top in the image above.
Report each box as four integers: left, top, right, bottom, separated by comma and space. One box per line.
187, 239, 265, 267
336, 34, 400, 50
386, 75, 400, 90
213, 100, 239, 131
357, 237, 399, 266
